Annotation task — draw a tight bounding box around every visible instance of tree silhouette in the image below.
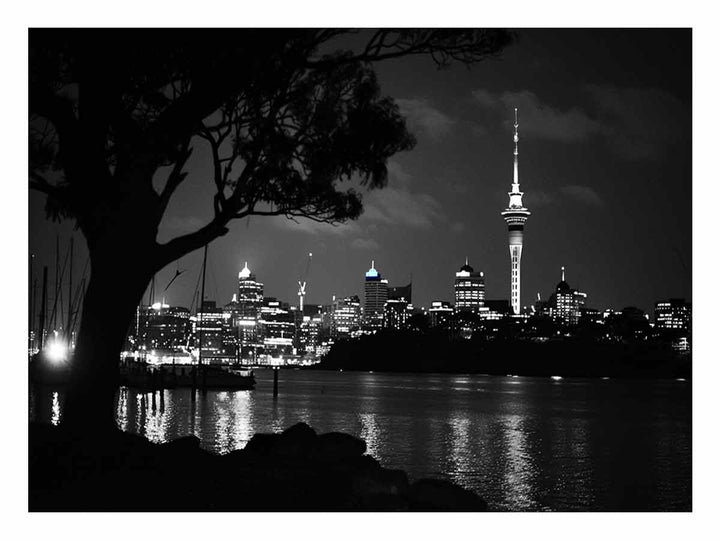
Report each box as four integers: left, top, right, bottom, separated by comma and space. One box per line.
29, 29, 514, 431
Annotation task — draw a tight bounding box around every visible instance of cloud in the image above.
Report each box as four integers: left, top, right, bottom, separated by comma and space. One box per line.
585, 84, 690, 160
386, 159, 412, 187
450, 222, 466, 234
472, 86, 689, 160
524, 190, 557, 207
362, 187, 443, 229
351, 238, 380, 250
472, 89, 604, 143
559, 185, 604, 207
396, 98, 456, 140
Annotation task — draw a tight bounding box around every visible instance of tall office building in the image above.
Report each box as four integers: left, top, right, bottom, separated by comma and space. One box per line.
331, 295, 362, 338
363, 261, 388, 331
548, 267, 586, 326
134, 302, 192, 352
257, 298, 295, 361
654, 298, 691, 332
236, 262, 264, 359
196, 300, 234, 362
501, 109, 531, 315
454, 257, 485, 312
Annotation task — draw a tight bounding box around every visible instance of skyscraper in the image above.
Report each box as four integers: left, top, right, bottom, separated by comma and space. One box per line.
454, 257, 485, 312
501, 108, 531, 315
363, 260, 388, 331
236, 262, 264, 358
548, 267, 586, 326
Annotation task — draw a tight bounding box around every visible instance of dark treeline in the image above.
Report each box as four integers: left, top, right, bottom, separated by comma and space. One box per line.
318, 331, 691, 379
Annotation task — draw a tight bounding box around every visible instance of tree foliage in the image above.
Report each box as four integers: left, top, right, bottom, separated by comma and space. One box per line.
29, 29, 514, 268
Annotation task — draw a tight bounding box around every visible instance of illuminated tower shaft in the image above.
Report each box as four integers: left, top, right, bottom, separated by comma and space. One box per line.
501, 109, 531, 315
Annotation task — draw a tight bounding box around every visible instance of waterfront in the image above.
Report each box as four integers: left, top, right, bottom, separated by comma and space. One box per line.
29, 370, 691, 511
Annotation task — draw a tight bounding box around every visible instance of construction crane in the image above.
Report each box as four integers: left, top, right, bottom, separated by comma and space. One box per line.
297, 252, 313, 313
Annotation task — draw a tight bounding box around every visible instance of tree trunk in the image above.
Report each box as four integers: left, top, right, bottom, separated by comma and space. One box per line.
62, 245, 153, 433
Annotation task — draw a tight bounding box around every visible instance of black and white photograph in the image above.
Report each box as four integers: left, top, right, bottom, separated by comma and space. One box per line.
11, 3, 716, 531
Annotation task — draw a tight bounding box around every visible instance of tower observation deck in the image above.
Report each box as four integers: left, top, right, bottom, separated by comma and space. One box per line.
501, 108, 531, 315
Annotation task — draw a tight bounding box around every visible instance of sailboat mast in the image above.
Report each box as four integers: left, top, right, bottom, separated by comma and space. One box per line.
29, 254, 34, 353
67, 237, 73, 345
39, 266, 48, 351
53, 235, 59, 331
198, 244, 208, 367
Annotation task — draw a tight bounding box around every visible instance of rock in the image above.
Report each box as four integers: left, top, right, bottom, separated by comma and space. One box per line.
311, 432, 367, 462
160, 435, 201, 455
243, 432, 281, 455
271, 422, 318, 458
352, 466, 409, 497
30, 421, 488, 511
408, 478, 488, 511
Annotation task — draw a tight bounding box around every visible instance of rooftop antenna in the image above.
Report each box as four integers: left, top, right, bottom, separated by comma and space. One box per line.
561, 266, 565, 282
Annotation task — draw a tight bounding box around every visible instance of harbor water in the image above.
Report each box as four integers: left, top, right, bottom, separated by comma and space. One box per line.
29, 369, 691, 511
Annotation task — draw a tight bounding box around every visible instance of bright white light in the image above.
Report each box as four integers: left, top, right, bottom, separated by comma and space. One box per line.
550, 375, 563, 381
46, 341, 68, 364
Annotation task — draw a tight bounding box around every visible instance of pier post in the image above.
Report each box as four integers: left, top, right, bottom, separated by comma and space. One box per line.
273, 367, 279, 399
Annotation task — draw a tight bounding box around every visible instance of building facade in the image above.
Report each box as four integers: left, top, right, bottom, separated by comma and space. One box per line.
236, 262, 264, 358
331, 295, 361, 338
257, 298, 295, 361
454, 258, 485, 312
196, 300, 235, 362
363, 261, 388, 331
134, 302, 192, 353
654, 298, 691, 332
428, 301, 454, 328
548, 267, 586, 326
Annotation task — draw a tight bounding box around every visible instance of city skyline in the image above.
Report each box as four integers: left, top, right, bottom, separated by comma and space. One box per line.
28, 29, 691, 316
23, 22, 700, 517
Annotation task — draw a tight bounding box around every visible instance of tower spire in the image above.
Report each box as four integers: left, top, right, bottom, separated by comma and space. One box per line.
561, 266, 565, 282
513, 108, 519, 186
465, 255, 469, 266
501, 108, 531, 316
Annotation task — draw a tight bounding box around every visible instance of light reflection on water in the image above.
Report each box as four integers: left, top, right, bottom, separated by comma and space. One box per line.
29, 370, 691, 511
51, 392, 61, 426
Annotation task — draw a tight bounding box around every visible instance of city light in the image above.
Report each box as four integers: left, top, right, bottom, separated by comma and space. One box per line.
46, 340, 68, 364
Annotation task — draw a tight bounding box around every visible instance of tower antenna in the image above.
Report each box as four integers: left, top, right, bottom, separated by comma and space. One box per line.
501, 108, 531, 315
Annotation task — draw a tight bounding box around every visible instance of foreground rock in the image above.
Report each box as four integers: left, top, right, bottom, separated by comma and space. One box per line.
29, 422, 487, 511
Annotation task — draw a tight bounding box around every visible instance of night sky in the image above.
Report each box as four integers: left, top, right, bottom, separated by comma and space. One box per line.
28, 29, 692, 315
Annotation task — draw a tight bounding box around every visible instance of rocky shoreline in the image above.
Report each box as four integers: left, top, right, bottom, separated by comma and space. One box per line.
29, 422, 487, 511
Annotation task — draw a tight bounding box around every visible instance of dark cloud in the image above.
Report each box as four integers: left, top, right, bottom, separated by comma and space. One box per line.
472, 89, 604, 142
351, 237, 381, 250
473, 86, 690, 161
559, 185, 604, 207
585, 84, 690, 160
396, 98, 456, 140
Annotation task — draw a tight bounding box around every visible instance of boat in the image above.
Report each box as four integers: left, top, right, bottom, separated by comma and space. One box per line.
119, 361, 256, 390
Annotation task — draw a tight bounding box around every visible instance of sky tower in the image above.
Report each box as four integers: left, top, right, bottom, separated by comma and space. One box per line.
501, 108, 531, 315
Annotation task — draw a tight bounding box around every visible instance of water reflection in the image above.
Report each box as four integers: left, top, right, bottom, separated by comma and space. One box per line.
28, 372, 691, 511
116, 388, 129, 431
359, 413, 380, 457
446, 415, 472, 485
51, 392, 61, 426
502, 415, 537, 510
